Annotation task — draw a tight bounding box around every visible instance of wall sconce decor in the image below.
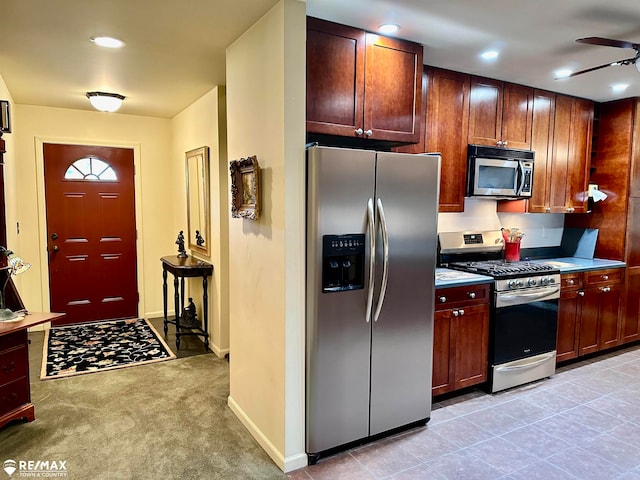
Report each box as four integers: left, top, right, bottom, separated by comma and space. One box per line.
86, 91, 125, 112
0, 246, 31, 321
0, 100, 11, 134
230, 156, 260, 220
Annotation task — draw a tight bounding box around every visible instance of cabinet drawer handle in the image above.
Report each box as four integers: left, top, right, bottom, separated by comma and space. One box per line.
439, 296, 447, 303
601, 286, 611, 293
567, 279, 574, 285
1, 361, 15, 374
355, 128, 363, 136
468, 292, 476, 299
602, 275, 609, 281
2, 392, 18, 403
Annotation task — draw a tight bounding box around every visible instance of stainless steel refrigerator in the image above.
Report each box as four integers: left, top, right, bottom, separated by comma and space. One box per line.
306, 145, 441, 460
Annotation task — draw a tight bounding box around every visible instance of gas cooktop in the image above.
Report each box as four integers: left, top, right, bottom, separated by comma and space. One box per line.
447, 260, 559, 278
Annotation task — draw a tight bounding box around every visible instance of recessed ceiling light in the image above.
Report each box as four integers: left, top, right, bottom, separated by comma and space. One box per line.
554, 69, 573, 79
480, 50, 499, 61
611, 83, 629, 93
378, 24, 400, 35
90, 36, 125, 49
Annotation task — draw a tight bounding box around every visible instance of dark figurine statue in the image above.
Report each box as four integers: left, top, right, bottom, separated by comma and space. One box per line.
195, 230, 205, 247
181, 297, 200, 328
176, 230, 187, 258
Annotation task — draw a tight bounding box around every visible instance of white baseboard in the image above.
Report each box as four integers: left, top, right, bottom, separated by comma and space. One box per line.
210, 343, 229, 358
227, 395, 308, 473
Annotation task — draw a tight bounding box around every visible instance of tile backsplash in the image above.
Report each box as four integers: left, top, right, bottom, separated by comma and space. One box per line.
438, 198, 564, 248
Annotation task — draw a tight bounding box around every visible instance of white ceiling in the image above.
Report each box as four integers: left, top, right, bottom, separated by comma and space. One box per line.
3, 0, 640, 118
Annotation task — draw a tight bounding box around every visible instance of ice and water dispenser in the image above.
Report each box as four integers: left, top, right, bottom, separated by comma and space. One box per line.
322, 234, 365, 292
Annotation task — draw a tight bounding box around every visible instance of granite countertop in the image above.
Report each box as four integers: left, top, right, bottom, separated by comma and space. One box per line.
435, 268, 493, 288
532, 257, 626, 274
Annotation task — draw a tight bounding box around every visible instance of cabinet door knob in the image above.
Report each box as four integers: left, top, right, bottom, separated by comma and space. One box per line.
497, 140, 503, 146
578, 291, 585, 297
503, 141, 508, 146
459, 309, 465, 316
602, 275, 609, 281
468, 292, 476, 299
452, 310, 459, 316
545, 207, 551, 212
355, 128, 363, 136
364, 129, 373, 137
602, 286, 610, 293
567, 279, 574, 285
439, 296, 447, 303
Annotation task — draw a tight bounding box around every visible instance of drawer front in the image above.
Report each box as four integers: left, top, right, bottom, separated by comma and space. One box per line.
0, 330, 27, 353
561, 273, 583, 290
0, 376, 29, 415
435, 284, 491, 310
0, 345, 28, 386
584, 268, 624, 287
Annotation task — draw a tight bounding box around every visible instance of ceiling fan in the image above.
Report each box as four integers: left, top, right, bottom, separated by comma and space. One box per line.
562, 36, 640, 78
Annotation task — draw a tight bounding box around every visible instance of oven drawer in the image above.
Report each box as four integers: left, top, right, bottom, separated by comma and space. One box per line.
584, 268, 624, 287
435, 284, 490, 310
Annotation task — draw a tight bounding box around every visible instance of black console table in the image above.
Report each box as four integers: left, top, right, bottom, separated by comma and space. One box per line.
161, 255, 213, 350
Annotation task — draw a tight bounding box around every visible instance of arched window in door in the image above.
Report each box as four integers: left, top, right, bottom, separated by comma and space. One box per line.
64, 157, 117, 181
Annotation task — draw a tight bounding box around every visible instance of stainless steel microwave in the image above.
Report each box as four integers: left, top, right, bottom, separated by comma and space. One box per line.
466, 145, 535, 199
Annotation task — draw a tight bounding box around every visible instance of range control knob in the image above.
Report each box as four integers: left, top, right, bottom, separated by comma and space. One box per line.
508, 280, 518, 289
540, 277, 549, 286
527, 278, 537, 287
547, 276, 556, 284
516, 279, 524, 288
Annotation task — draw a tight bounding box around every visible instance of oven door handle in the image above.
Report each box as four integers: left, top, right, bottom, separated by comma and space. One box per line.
496, 286, 560, 308
495, 352, 556, 372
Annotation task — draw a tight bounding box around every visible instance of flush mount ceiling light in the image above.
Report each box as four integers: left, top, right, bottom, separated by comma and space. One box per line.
378, 24, 400, 34
90, 36, 125, 48
86, 92, 125, 112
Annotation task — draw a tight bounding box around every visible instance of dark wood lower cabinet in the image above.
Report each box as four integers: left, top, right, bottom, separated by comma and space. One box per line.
557, 269, 624, 363
622, 270, 640, 343
433, 284, 490, 396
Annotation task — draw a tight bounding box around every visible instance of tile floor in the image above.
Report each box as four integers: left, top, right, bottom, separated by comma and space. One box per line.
289, 344, 640, 480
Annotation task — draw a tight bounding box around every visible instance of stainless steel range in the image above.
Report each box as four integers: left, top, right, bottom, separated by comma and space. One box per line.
439, 231, 560, 392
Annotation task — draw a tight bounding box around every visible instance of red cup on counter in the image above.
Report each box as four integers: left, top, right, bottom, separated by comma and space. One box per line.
504, 241, 521, 262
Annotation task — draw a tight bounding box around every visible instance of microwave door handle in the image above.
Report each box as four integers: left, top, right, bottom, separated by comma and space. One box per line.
515, 162, 524, 196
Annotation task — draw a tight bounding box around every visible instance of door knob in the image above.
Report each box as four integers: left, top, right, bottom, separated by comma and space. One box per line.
51, 233, 58, 240
52, 245, 59, 253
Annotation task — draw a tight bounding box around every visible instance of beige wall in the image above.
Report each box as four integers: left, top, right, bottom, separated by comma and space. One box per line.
12, 104, 173, 319
0, 76, 18, 269
171, 86, 230, 355
225, 0, 306, 472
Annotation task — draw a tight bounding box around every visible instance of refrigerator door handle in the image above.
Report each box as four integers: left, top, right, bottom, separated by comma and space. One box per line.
365, 198, 376, 323
373, 198, 389, 322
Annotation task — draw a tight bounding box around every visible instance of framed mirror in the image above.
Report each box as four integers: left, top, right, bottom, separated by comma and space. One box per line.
185, 146, 210, 256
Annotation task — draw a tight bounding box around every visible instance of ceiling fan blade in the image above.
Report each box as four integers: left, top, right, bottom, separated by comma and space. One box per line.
560, 56, 638, 78
576, 36, 640, 50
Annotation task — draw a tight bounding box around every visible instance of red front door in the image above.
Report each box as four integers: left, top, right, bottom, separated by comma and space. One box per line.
43, 143, 138, 325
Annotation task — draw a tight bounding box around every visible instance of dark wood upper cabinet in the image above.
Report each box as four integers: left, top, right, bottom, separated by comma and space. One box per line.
306, 17, 423, 145
425, 67, 470, 212
468, 77, 533, 149
306, 18, 365, 137
527, 90, 555, 213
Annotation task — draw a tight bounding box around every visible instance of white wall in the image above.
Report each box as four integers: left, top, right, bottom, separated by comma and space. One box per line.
12, 104, 173, 319
439, 198, 564, 248
225, 0, 306, 472
171, 86, 230, 355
